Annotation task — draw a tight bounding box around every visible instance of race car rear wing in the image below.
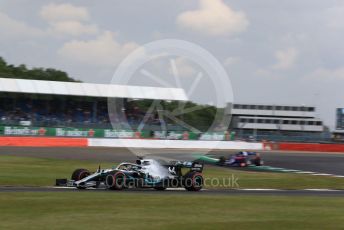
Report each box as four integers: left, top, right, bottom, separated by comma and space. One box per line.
166, 161, 204, 172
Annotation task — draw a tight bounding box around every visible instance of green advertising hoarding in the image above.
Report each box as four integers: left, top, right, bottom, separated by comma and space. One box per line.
0, 126, 151, 138
0, 126, 232, 140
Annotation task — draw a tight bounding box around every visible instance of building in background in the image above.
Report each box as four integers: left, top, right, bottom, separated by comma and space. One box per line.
229, 103, 326, 141
335, 108, 344, 130
333, 108, 344, 141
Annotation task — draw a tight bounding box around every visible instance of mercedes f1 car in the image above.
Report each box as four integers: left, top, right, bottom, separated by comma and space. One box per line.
218, 151, 263, 167
56, 159, 204, 191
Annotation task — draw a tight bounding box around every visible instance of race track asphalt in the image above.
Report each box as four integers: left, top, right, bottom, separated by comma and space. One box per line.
1, 186, 344, 197
1, 146, 344, 196
1, 146, 344, 175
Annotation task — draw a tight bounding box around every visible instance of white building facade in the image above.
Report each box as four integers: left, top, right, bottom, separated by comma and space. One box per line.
230, 104, 324, 135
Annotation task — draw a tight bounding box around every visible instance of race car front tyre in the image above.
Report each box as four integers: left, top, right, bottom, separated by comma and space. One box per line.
71, 168, 90, 181
106, 172, 126, 190
184, 172, 203, 191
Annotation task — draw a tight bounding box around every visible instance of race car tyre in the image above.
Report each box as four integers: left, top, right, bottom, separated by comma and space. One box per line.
71, 168, 90, 181
252, 158, 262, 166
184, 172, 203, 191
154, 186, 167, 191
218, 156, 226, 165
106, 171, 126, 190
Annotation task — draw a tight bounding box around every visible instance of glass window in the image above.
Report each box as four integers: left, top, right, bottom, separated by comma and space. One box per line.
283, 120, 289, 124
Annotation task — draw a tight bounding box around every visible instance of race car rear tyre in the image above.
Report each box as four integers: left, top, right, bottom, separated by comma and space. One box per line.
106, 171, 126, 190
252, 158, 262, 166
154, 186, 167, 191
71, 168, 90, 181
184, 172, 203, 191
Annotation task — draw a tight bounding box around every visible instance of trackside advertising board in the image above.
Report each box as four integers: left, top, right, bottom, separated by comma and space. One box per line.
0, 126, 234, 140
0, 126, 149, 138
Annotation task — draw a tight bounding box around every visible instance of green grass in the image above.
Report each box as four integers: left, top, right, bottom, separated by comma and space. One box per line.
1, 155, 344, 189
0, 155, 115, 186
1, 155, 344, 229
0, 192, 344, 230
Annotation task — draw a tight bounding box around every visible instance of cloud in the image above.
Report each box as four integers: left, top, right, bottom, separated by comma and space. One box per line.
0, 12, 44, 39
176, 0, 249, 36
272, 47, 298, 70
40, 3, 89, 22
47, 20, 98, 36
58, 31, 139, 67
40, 3, 98, 36
168, 57, 198, 77
325, 6, 344, 29
255, 68, 271, 77
306, 67, 344, 81
223, 57, 241, 67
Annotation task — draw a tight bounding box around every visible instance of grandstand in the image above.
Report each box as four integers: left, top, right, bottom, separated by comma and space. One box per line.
0, 77, 331, 142
0, 78, 188, 131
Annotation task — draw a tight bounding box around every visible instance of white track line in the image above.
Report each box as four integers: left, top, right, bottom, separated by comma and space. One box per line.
331, 175, 344, 178
238, 188, 281, 191
311, 173, 334, 176
265, 167, 344, 178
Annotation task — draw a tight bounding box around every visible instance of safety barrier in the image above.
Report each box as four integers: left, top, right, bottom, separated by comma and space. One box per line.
2, 136, 343, 152
0, 137, 263, 150
0, 137, 88, 147
88, 139, 263, 150
278, 142, 344, 152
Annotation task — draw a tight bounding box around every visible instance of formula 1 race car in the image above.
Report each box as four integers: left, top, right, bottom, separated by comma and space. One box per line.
56, 159, 204, 191
218, 151, 263, 167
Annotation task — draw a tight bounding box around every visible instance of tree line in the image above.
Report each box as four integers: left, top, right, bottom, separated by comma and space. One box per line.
0, 57, 79, 82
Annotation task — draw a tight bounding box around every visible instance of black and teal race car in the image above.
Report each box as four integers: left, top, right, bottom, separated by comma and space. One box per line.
56, 159, 204, 191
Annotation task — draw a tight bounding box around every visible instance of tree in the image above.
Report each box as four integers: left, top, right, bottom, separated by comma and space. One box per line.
0, 56, 79, 82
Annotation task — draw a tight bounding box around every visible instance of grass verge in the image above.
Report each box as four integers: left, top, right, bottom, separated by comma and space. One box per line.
1, 192, 344, 230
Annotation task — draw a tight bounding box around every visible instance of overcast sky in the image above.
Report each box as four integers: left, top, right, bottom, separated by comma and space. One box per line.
1, 0, 344, 129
